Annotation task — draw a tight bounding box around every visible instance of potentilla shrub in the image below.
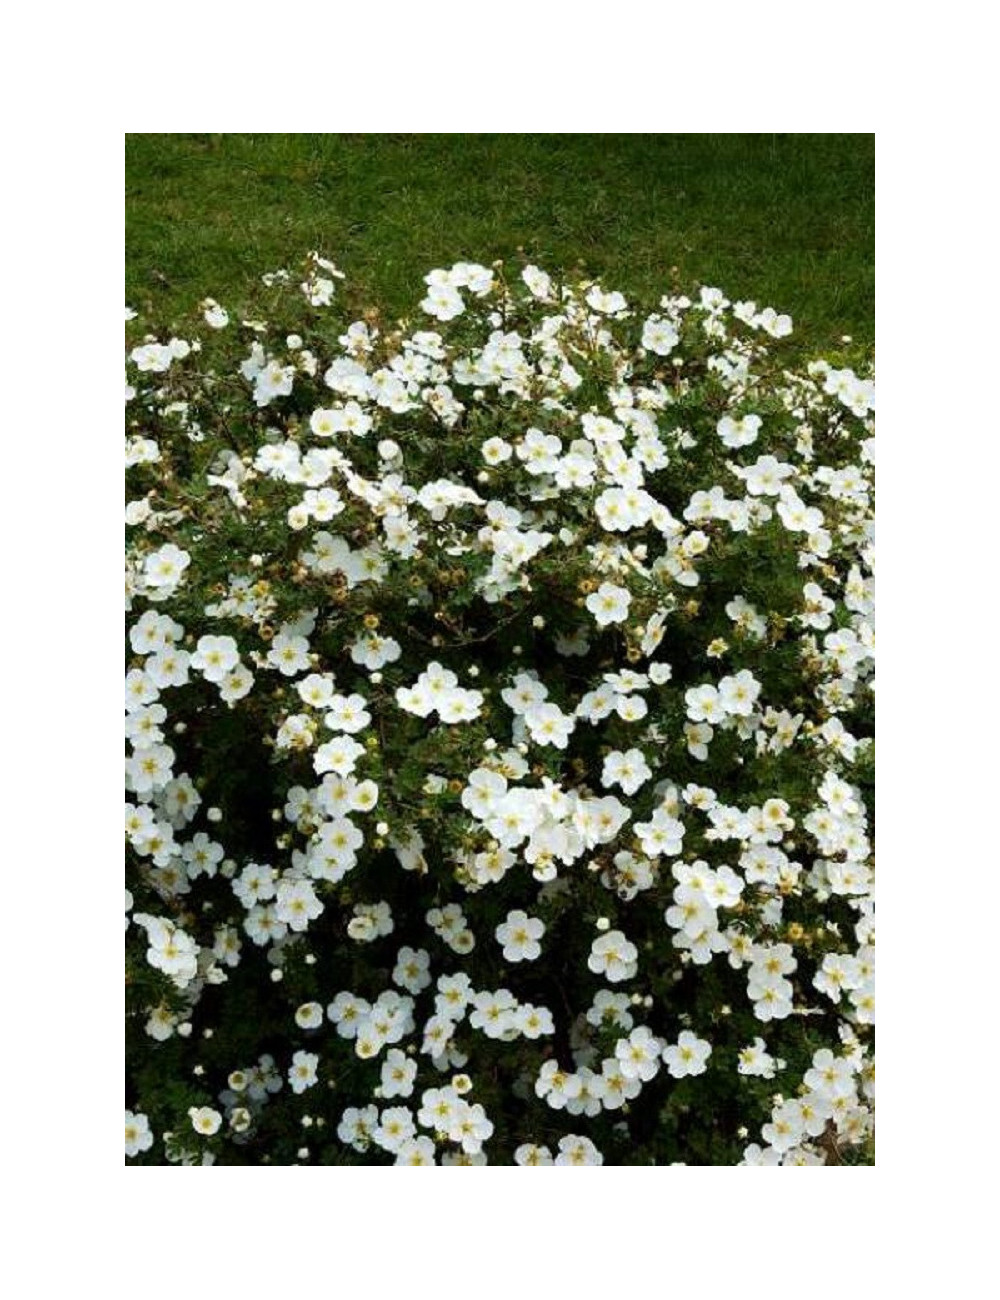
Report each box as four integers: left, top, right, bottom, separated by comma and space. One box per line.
125, 255, 874, 1166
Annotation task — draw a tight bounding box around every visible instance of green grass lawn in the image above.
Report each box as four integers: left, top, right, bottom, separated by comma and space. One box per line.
126, 134, 874, 352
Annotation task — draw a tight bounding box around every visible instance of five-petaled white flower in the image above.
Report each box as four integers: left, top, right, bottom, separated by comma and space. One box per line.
495, 910, 545, 962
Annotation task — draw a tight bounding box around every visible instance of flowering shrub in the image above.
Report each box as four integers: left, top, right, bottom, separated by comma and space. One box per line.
125, 255, 874, 1166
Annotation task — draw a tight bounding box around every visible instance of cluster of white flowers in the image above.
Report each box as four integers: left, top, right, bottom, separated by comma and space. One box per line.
396, 662, 484, 724
127, 257, 873, 1166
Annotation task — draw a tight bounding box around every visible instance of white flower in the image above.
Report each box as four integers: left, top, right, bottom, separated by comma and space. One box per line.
555, 1134, 604, 1165
616, 1026, 662, 1082
738, 1038, 777, 1078
517, 428, 562, 475
586, 582, 631, 627
313, 735, 365, 777
219, 664, 254, 704
662, 1031, 712, 1078
289, 1050, 319, 1093
685, 683, 723, 724
138, 915, 198, 984
641, 314, 679, 355
302, 276, 336, 306
126, 744, 174, 796
739, 454, 794, 496
381, 1049, 418, 1099
253, 358, 295, 406
295, 1002, 324, 1030
515, 1142, 554, 1165
634, 808, 685, 857
718, 669, 762, 717
757, 307, 792, 337
717, 414, 762, 448
350, 634, 401, 671
804, 1049, 857, 1099
143, 543, 191, 590
393, 946, 432, 995
586, 286, 627, 314
267, 634, 311, 677
761, 1102, 805, 1153
482, 436, 513, 465
394, 1135, 437, 1165
495, 910, 545, 962
777, 489, 824, 533
587, 930, 638, 983
191, 635, 240, 683
144, 647, 190, 689
521, 265, 553, 299
125, 1110, 154, 1157
201, 299, 229, 328
275, 878, 323, 931
523, 702, 575, 749
189, 1106, 223, 1136
595, 488, 646, 531
421, 282, 465, 320
516, 1003, 554, 1038
438, 688, 484, 723
325, 692, 371, 734
601, 748, 653, 796
685, 722, 713, 760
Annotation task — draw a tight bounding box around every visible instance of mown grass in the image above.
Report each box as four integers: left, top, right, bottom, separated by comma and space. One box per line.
126, 134, 873, 352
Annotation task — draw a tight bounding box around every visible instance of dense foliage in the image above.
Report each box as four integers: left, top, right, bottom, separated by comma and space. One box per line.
125, 256, 874, 1165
